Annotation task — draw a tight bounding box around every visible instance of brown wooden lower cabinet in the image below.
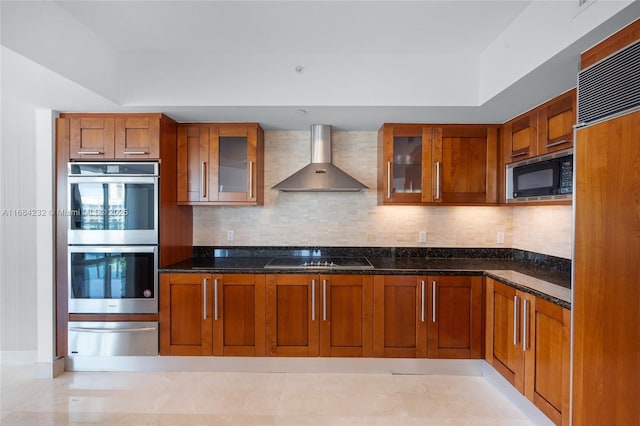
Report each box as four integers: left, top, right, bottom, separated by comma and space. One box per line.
160, 273, 265, 356
212, 274, 266, 356
485, 278, 570, 426
265, 274, 319, 356
373, 275, 427, 358
160, 273, 212, 356
265, 274, 374, 357
374, 275, 483, 359
427, 276, 483, 359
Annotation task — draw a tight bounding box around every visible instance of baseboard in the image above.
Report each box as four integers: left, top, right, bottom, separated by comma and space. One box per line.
1, 351, 65, 378
482, 361, 555, 426
66, 356, 485, 375
34, 357, 65, 378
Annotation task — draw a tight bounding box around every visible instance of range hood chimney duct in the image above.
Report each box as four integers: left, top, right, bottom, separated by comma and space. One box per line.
272, 124, 368, 192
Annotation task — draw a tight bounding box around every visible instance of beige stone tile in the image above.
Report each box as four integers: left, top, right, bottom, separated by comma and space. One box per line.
1, 411, 277, 426
1, 365, 537, 426
274, 415, 366, 426
277, 388, 407, 417
398, 376, 529, 421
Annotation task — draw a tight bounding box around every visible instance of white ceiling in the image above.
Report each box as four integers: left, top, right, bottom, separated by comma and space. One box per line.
54, 1, 529, 54
2, 1, 640, 130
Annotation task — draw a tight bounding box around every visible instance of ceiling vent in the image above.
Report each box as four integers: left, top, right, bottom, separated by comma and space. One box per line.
577, 38, 640, 125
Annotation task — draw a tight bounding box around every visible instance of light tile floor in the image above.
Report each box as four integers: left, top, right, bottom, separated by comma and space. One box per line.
1, 363, 534, 426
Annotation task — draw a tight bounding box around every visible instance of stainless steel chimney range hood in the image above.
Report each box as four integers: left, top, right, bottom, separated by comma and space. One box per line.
272, 124, 368, 192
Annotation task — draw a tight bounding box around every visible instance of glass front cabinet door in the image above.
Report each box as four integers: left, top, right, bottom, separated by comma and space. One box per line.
378, 124, 498, 205
378, 124, 434, 204
177, 123, 264, 205
211, 126, 256, 204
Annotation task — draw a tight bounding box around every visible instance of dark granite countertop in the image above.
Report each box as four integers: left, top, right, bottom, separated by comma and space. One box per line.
160, 254, 571, 309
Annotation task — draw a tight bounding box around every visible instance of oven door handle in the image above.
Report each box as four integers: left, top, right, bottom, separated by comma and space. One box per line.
69, 327, 156, 333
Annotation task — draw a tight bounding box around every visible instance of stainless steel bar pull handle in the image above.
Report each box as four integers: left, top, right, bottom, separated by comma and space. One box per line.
203, 278, 208, 320
123, 151, 148, 155
214, 278, 219, 320
78, 151, 103, 155
249, 161, 254, 199
513, 296, 519, 346
201, 161, 207, 198
545, 139, 570, 148
432, 280, 437, 322
522, 299, 529, 351
435, 162, 441, 200
69, 327, 155, 333
311, 279, 316, 321
387, 161, 392, 199
421, 280, 425, 322
323, 279, 327, 321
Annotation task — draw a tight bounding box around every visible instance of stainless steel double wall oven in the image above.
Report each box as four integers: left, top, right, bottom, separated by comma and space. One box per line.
67, 162, 159, 356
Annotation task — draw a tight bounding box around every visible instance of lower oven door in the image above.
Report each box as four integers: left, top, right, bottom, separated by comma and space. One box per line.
68, 246, 158, 314
68, 321, 158, 356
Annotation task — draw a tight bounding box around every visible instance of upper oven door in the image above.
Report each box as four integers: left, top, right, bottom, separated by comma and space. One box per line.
68, 163, 158, 245
68, 246, 158, 314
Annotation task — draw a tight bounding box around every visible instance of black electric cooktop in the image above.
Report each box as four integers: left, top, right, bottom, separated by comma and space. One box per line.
264, 257, 374, 270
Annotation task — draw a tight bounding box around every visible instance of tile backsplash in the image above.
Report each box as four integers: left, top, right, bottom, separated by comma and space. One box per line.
193, 131, 573, 259
512, 205, 572, 259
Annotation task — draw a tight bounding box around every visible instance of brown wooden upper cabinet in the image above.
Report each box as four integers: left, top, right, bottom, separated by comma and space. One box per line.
66, 113, 164, 160
503, 111, 538, 161
114, 116, 161, 159
378, 124, 498, 205
177, 123, 264, 206
536, 89, 576, 155
503, 88, 576, 164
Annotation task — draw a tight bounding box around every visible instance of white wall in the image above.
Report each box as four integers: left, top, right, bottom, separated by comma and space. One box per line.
0, 1, 121, 103
0, 47, 119, 352
3, 1, 634, 114
0, 87, 39, 351
478, 0, 634, 105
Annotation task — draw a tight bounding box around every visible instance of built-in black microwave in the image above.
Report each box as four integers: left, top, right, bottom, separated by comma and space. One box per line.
506, 149, 573, 203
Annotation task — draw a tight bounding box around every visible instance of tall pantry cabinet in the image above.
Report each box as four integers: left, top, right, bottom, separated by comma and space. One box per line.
572, 20, 640, 425
572, 109, 640, 425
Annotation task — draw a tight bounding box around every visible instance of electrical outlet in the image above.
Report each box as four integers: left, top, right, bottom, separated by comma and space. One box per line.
418, 231, 427, 243
227, 230, 234, 241
496, 231, 505, 244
